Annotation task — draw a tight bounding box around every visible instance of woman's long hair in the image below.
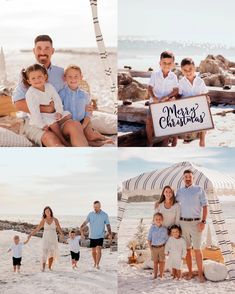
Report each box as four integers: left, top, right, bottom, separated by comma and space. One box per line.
21, 63, 48, 88
157, 185, 177, 206
42, 206, 53, 218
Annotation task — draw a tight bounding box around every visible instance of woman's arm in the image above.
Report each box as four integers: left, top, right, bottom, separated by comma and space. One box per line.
175, 203, 181, 226
54, 218, 64, 238
28, 219, 44, 238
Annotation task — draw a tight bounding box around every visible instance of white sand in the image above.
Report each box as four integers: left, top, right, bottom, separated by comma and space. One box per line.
0, 230, 117, 294
118, 215, 235, 294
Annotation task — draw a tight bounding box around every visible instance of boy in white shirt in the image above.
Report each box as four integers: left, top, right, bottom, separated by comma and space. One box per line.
7, 235, 29, 273
147, 51, 179, 146
66, 230, 83, 269
179, 58, 210, 147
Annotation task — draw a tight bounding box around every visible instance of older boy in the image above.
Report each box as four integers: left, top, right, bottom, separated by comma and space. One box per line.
146, 51, 178, 146
179, 58, 209, 147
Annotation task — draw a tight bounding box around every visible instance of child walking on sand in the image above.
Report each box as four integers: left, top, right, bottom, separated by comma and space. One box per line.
178, 58, 210, 147
22, 64, 71, 146
7, 235, 29, 273
59, 65, 114, 146
147, 51, 179, 147
66, 230, 82, 269
165, 225, 187, 280
148, 213, 169, 280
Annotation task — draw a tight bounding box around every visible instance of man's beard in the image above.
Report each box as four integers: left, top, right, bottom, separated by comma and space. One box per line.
38, 55, 49, 64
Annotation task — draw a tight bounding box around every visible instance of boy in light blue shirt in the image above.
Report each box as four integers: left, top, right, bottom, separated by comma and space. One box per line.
148, 212, 168, 280
59, 65, 114, 146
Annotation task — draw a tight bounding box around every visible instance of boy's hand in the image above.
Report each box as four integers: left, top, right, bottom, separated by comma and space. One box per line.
85, 104, 93, 113
43, 125, 49, 131
55, 112, 62, 120
152, 97, 159, 104
206, 95, 211, 104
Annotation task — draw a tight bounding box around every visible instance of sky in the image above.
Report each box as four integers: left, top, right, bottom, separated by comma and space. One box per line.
118, 148, 235, 185
0, 149, 117, 216
0, 0, 117, 49
118, 0, 235, 46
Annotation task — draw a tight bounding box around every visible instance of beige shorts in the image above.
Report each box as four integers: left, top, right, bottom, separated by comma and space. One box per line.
180, 220, 202, 250
22, 118, 45, 146
151, 245, 165, 262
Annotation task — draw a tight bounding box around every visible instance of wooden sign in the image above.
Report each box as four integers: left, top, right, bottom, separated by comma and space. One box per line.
150, 95, 214, 138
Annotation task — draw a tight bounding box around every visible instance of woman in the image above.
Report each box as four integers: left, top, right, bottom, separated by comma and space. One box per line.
27, 206, 64, 271
155, 186, 180, 228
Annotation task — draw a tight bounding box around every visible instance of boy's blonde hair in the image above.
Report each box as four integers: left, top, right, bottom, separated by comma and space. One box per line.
64, 65, 82, 76
153, 212, 163, 221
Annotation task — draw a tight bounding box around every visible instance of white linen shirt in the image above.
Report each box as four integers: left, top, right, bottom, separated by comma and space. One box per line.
10, 243, 23, 258
26, 83, 69, 129
179, 75, 208, 97
148, 70, 178, 102
68, 236, 81, 253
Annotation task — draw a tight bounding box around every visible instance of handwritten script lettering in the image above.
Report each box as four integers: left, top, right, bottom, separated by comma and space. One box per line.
159, 103, 206, 129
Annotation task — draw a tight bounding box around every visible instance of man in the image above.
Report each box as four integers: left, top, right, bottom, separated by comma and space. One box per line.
176, 170, 208, 283
13, 34, 89, 147
80, 201, 112, 269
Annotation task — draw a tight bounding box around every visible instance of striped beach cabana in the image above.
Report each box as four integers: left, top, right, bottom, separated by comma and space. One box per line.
118, 161, 235, 279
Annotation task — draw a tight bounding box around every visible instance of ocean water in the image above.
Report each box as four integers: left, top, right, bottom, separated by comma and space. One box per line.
0, 214, 117, 231
118, 196, 235, 256
118, 37, 235, 71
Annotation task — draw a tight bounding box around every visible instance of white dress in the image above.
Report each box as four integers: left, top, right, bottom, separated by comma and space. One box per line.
164, 236, 187, 270
155, 202, 180, 228
25, 83, 70, 129
42, 219, 59, 263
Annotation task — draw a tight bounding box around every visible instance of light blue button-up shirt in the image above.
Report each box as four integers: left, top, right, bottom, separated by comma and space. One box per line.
147, 224, 168, 246
12, 64, 64, 102
86, 210, 110, 239
59, 85, 91, 122
176, 185, 208, 218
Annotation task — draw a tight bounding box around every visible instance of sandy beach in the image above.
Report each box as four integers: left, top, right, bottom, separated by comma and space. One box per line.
118, 201, 235, 294
0, 230, 117, 294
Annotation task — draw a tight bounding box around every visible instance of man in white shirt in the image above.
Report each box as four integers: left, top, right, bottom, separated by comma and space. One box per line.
147, 51, 178, 146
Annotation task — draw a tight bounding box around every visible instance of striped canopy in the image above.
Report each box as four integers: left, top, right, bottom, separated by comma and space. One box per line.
118, 161, 235, 280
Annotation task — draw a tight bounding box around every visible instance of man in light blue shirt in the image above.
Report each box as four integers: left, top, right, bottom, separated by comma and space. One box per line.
176, 170, 208, 283
12, 35, 88, 147
81, 201, 112, 269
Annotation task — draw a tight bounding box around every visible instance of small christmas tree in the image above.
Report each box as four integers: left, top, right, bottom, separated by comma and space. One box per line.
134, 218, 147, 250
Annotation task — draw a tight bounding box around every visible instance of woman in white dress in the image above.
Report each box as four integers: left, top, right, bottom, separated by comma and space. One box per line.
155, 185, 180, 228
27, 206, 64, 271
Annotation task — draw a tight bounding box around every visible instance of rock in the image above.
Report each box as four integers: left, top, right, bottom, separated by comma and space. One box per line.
199, 54, 235, 75
204, 260, 228, 281
118, 73, 149, 101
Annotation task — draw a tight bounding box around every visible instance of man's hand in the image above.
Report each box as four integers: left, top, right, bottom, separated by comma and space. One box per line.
40, 101, 55, 113
168, 96, 176, 101
161, 96, 169, 102
197, 222, 206, 232
55, 112, 62, 120
108, 233, 112, 244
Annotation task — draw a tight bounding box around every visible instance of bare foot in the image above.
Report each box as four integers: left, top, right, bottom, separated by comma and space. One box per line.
150, 275, 157, 280
198, 275, 206, 283
185, 272, 193, 280
96, 265, 100, 270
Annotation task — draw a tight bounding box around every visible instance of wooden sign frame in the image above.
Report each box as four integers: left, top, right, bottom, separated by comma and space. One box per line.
150, 95, 214, 138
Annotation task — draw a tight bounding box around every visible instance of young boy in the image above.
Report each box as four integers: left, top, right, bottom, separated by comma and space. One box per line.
59, 65, 113, 146
179, 58, 210, 147
148, 213, 169, 280
66, 230, 82, 269
7, 235, 29, 273
147, 51, 179, 146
